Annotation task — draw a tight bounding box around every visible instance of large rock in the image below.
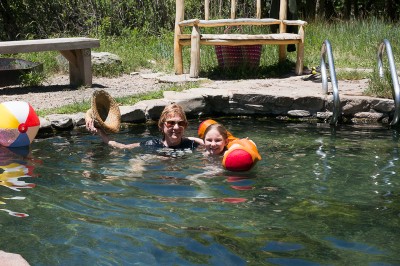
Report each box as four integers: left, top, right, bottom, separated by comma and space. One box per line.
45, 114, 74, 130
288, 110, 311, 117
91, 52, 122, 68
137, 99, 169, 121
120, 105, 146, 123
340, 97, 372, 114
163, 90, 206, 117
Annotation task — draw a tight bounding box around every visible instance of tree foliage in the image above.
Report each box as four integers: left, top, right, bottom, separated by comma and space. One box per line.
298, 0, 400, 21
0, 0, 398, 41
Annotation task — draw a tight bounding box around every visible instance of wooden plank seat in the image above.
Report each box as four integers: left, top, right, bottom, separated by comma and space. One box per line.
174, 0, 307, 77
178, 33, 303, 45
0, 37, 100, 87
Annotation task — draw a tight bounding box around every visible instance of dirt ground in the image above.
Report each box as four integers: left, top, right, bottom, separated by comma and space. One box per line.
0, 72, 166, 111
0, 71, 370, 112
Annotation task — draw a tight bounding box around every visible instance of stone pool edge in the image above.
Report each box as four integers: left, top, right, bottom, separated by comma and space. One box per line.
39, 84, 395, 134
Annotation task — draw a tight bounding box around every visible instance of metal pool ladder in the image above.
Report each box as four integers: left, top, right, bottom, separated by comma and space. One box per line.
320, 40, 341, 125
377, 39, 400, 126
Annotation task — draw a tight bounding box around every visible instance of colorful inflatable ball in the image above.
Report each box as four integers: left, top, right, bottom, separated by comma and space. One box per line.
0, 101, 40, 147
223, 138, 261, 171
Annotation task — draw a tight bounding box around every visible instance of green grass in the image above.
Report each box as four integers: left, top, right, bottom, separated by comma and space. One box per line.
365, 69, 395, 99
9, 18, 400, 115
10, 18, 400, 78
11, 19, 399, 77
336, 69, 371, 80
305, 18, 400, 69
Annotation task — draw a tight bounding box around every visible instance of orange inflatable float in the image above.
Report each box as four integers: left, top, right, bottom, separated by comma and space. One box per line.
198, 119, 261, 171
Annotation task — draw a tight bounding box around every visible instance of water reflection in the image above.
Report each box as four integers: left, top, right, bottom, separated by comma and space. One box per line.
324, 237, 384, 255
0, 146, 38, 217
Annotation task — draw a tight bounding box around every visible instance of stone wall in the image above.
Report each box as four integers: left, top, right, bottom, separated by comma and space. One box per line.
39, 86, 396, 135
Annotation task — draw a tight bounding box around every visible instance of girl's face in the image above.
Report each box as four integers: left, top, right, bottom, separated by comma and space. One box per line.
162, 114, 187, 145
204, 128, 228, 155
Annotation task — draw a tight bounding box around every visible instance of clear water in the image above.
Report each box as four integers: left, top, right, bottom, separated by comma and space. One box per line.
1, 119, 399, 266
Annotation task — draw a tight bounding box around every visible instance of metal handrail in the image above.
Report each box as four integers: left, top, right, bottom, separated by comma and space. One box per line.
320, 40, 341, 125
377, 39, 400, 126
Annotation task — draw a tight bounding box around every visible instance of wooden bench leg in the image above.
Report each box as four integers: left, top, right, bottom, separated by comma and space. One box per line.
278, 45, 287, 63
295, 26, 305, 75
60, 48, 93, 87
189, 25, 201, 78
174, 39, 184, 75
295, 42, 304, 75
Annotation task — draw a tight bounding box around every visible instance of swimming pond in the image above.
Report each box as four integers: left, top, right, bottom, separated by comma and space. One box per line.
0, 118, 399, 265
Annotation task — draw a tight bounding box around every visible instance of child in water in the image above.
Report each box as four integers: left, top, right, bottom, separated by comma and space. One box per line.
199, 119, 261, 171
202, 123, 230, 156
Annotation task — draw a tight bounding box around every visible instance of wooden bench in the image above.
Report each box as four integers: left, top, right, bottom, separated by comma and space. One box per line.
174, 0, 307, 77
0, 37, 100, 87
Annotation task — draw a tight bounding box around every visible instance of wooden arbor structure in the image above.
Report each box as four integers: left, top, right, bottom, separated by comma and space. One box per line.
174, 0, 307, 77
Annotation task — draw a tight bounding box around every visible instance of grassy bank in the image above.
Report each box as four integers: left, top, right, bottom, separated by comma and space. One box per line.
9, 19, 400, 116
15, 19, 400, 76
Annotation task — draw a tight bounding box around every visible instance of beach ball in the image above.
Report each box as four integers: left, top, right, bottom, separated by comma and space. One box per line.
0, 101, 40, 147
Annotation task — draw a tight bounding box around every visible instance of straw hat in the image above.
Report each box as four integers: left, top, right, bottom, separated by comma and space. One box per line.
86, 90, 121, 133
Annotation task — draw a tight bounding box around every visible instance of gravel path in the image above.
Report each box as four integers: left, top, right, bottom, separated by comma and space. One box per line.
0, 72, 168, 111
0, 71, 369, 112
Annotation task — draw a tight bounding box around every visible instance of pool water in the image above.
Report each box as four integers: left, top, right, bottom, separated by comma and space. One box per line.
0, 119, 399, 265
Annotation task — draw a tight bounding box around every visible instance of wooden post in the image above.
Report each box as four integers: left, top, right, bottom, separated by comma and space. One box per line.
189, 25, 201, 78
174, 0, 185, 74
256, 0, 261, 19
295, 25, 305, 75
60, 49, 92, 87
231, 0, 236, 19
278, 0, 288, 62
205, 0, 210, 20
279, 0, 288, 24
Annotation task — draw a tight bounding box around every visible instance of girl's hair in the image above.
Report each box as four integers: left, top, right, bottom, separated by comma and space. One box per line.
203, 123, 228, 140
158, 103, 188, 131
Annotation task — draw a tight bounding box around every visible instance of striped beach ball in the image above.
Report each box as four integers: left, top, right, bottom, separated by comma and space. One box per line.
0, 101, 40, 147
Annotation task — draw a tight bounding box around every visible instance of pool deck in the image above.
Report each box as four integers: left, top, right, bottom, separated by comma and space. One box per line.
37, 71, 397, 133
163, 73, 369, 98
